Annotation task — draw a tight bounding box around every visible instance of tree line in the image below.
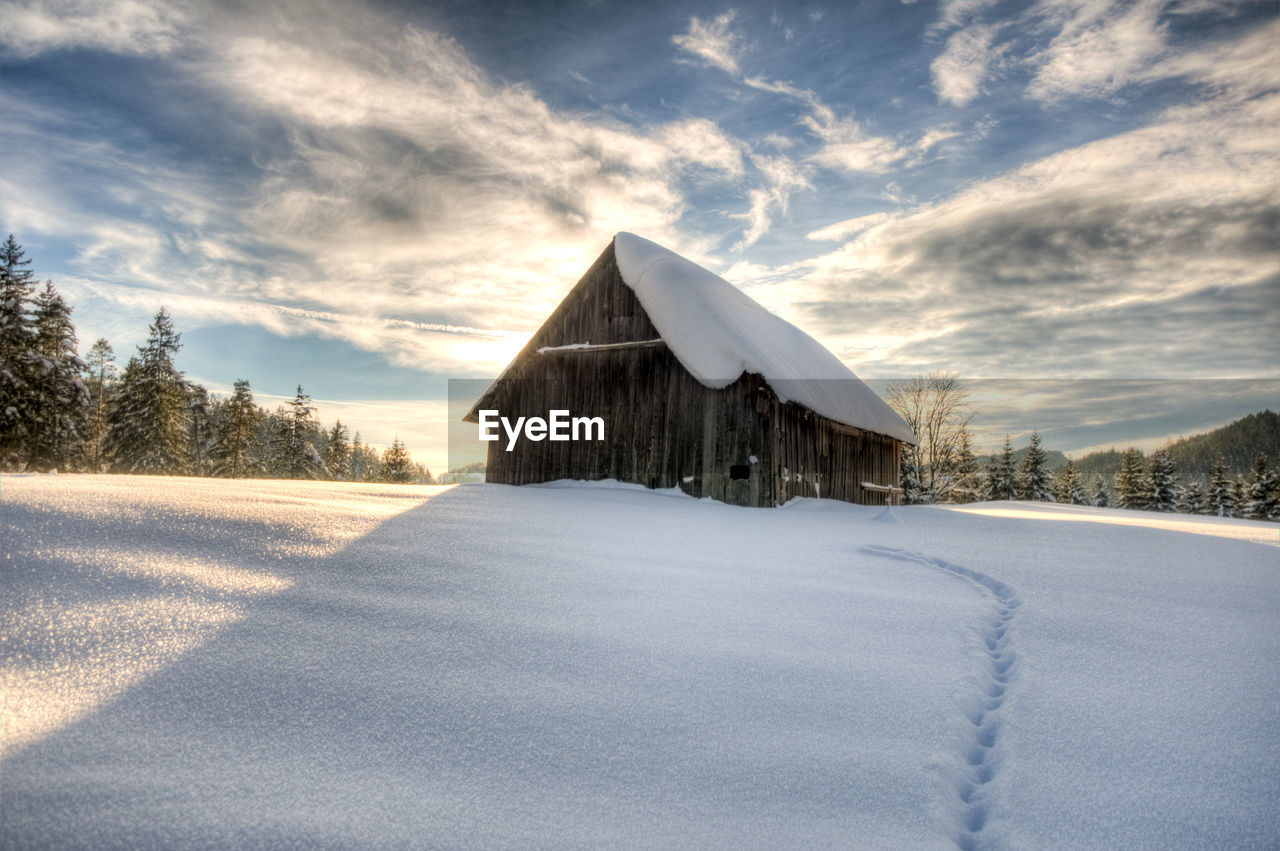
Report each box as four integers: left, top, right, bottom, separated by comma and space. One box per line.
887, 373, 1278, 521
0, 235, 431, 483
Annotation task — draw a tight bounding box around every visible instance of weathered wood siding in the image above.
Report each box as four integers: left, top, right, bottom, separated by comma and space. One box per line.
768, 401, 903, 505
466, 238, 903, 507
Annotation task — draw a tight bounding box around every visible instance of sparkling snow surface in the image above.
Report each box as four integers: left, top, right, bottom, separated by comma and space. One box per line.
2, 476, 1278, 849
612, 233, 916, 444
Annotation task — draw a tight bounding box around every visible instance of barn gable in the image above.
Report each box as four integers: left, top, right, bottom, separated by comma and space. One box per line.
464, 234, 915, 506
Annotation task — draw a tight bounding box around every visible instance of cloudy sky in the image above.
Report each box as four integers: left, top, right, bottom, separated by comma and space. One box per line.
2, 0, 1276, 471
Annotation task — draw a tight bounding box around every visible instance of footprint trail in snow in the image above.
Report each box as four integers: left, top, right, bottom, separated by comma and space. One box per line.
860, 545, 1020, 851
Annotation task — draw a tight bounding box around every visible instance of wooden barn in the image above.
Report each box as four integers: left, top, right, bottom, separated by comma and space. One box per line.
464, 233, 916, 507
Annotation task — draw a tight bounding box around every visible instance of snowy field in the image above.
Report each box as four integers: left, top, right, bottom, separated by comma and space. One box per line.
2, 475, 1277, 849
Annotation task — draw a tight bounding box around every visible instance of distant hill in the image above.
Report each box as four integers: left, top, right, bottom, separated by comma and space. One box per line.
1073, 449, 1125, 486
975, 445, 1070, 472
1070, 410, 1278, 485
1162, 410, 1279, 478
977, 411, 1278, 486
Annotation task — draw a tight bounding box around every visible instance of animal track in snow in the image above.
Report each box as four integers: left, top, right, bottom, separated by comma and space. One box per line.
860, 545, 1021, 851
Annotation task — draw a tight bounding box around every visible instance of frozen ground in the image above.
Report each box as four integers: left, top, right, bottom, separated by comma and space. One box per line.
1, 475, 1277, 849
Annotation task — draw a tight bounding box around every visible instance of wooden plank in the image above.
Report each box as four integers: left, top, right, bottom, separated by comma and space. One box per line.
537, 339, 666, 354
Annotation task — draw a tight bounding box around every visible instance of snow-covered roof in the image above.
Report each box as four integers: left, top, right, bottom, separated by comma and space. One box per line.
614, 232, 916, 444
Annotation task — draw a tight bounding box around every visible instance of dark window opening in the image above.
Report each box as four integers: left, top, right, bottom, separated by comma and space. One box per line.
730, 464, 750, 480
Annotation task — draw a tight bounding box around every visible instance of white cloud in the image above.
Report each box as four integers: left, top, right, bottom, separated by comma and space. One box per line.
58, 275, 526, 379
746, 76, 909, 174
0, 99, 256, 299
697, 40, 914, 178
0, 0, 186, 58
672, 10, 742, 75
656, 119, 746, 178
914, 125, 963, 153
809, 134, 909, 175
684, 20, 922, 214
1141, 16, 1279, 100
673, 28, 901, 237
734, 154, 812, 250
1025, 0, 1168, 102
931, 24, 1002, 106
802, 106, 910, 174
927, 0, 1000, 37
743, 75, 815, 101
806, 213, 891, 242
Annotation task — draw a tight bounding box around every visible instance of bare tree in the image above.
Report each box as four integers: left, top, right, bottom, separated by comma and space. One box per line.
885, 372, 974, 503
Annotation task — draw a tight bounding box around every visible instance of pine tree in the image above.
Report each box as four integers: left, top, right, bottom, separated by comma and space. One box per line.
379, 437, 414, 483
82, 338, 117, 472
1017, 431, 1052, 501
901, 453, 926, 504
249, 407, 276, 476
1091, 475, 1109, 508
1207, 459, 1231, 517
1053, 459, 1081, 504
1244, 453, 1277, 520
985, 435, 1017, 501
1147, 449, 1178, 513
1069, 471, 1086, 505
1229, 476, 1247, 518
357, 442, 381, 482
323, 420, 352, 481
210, 379, 260, 478
1114, 448, 1148, 510
1053, 461, 1070, 504
1178, 480, 1206, 515
950, 427, 980, 503
0, 235, 37, 467
105, 356, 143, 467
187, 383, 214, 475
105, 308, 191, 474
348, 432, 381, 482
271, 385, 325, 479
28, 281, 90, 470
348, 430, 366, 480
